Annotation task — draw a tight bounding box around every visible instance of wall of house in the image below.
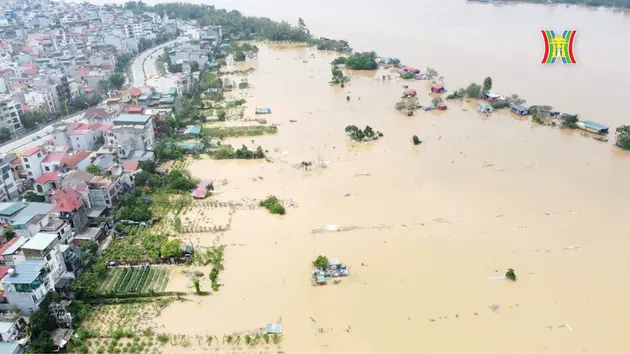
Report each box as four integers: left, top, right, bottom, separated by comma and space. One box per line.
3, 284, 46, 314
70, 132, 97, 151
0, 322, 17, 341
21, 152, 45, 180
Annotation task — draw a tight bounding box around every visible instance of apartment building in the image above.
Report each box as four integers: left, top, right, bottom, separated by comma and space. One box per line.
110, 114, 155, 154
0, 154, 18, 202
0, 95, 23, 135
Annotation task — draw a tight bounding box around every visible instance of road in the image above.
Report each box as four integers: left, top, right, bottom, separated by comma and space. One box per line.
0, 40, 183, 154
131, 38, 184, 87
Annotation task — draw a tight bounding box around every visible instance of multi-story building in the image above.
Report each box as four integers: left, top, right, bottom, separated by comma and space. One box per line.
2, 232, 70, 314
0, 154, 18, 202
0, 96, 23, 135
50, 188, 88, 233
110, 114, 155, 154
88, 175, 123, 209
124, 22, 142, 39
20, 147, 45, 180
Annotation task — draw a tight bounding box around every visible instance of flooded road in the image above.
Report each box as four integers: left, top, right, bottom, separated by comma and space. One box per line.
124, 0, 630, 351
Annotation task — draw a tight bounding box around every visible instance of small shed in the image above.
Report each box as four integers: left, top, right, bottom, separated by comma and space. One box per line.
315, 274, 327, 285
265, 323, 283, 334
430, 84, 445, 93
510, 104, 530, 116
477, 101, 493, 113
402, 89, 416, 98
183, 125, 202, 138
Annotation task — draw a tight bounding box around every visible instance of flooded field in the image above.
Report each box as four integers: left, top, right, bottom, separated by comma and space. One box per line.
145, 42, 630, 353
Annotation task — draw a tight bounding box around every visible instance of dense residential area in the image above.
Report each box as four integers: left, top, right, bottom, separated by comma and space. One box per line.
0, 0, 228, 352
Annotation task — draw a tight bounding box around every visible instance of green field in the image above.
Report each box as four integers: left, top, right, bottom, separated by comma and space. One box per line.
99, 267, 170, 295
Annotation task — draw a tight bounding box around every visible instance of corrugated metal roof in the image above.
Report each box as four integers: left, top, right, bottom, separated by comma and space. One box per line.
22, 233, 57, 251
2, 260, 46, 284
2, 237, 27, 256
582, 120, 609, 130
0, 203, 27, 217
0, 320, 15, 333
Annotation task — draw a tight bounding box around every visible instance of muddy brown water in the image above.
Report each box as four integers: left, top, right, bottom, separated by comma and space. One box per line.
96, 0, 630, 351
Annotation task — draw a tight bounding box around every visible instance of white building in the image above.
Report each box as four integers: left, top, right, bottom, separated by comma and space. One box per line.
0, 96, 23, 135
111, 114, 155, 154
20, 147, 45, 180
0, 154, 18, 202
2, 233, 69, 314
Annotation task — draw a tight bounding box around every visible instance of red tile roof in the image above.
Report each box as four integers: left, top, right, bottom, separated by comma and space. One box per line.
52, 197, 83, 213
50, 187, 82, 202
127, 105, 143, 113
70, 129, 89, 136
128, 87, 142, 97
22, 147, 41, 157
123, 161, 139, 172
42, 153, 65, 163
0, 267, 9, 280
35, 171, 60, 185
61, 151, 90, 168
22, 64, 38, 75
0, 238, 19, 256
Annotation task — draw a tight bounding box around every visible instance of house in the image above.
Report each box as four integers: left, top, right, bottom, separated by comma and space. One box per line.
402, 66, 420, 74
41, 153, 66, 173
50, 191, 88, 234
0, 202, 55, 237
88, 175, 124, 209
477, 101, 493, 113
0, 341, 20, 354
483, 91, 503, 101
430, 84, 445, 93
401, 89, 416, 98
577, 120, 609, 135
92, 154, 117, 172
21, 232, 73, 285
128, 87, 142, 104
2, 259, 53, 314
83, 106, 116, 124
111, 114, 156, 154
183, 125, 202, 138
20, 147, 45, 180
0, 320, 19, 342
60, 152, 92, 172
510, 104, 530, 116
192, 180, 212, 199
0, 155, 19, 202
34, 172, 61, 195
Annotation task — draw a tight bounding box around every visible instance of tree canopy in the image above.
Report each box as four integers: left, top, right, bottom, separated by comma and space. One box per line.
345, 52, 378, 70
615, 125, 630, 150
20, 110, 45, 130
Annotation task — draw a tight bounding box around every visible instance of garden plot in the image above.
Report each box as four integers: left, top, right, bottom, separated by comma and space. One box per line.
99, 267, 171, 295
82, 300, 171, 336
177, 201, 234, 234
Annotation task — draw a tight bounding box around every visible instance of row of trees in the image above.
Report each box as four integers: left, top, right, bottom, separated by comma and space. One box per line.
345, 125, 383, 141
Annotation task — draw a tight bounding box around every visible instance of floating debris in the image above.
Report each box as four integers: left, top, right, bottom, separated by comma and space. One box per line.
488, 304, 501, 313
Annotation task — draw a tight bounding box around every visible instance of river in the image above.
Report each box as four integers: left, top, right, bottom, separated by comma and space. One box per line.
109, 0, 630, 351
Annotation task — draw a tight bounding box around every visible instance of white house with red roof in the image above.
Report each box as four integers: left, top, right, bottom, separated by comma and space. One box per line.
34, 172, 61, 195
50, 188, 88, 233
40, 153, 66, 174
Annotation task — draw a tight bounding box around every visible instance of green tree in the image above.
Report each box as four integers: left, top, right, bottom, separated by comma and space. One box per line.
233, 51, 246, 62
3, 226, 16, 241
345, 52, 378, 70
20, 110, 45, 130
465, 83, 482, 99
98, 80, 110, 91
312, 255, 329, 270
0, 127, 11, 143
108, 73, 125, 90
615, 125, 630, 150
217, 110, 226, 121
483, 76, 493, 93
431, 97, 444, 107
160, 239, 183, 258
190, 61, 200, 72
505, 268, 517, 281
22, 190, 44, 202
412, 135, 422, 145
85, 164, 101, 175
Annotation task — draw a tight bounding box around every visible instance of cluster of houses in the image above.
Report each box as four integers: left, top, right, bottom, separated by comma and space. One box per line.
477, 92, 609, 134
312, 258, 349, 286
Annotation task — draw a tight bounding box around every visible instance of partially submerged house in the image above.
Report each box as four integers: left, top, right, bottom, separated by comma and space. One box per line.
477, 101, 493, 113
192, 180, 212, 199
312, 257, 349, 286
510, 104, 530, 116
430, 84, 446, 93
577, 120, 609, 135
402, 89, 416, 98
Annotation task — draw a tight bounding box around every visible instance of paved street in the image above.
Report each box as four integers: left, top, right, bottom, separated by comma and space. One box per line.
131, 38, 183, 86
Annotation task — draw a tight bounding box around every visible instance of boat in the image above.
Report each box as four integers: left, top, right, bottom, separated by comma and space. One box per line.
255, 108, 272, 114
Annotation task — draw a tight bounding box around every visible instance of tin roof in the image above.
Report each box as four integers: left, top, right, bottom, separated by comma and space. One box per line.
113, 114, 151, 125
1, 260, 46, 284
22, 233, 57, 251
582, 120, 609, 130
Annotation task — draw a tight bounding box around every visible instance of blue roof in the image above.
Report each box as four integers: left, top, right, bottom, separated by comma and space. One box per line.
0, 342, 20, 353
2, 260, 46, 284
266, 323, 283, 334
582, 120, 609, 130
183, 126, 202, 135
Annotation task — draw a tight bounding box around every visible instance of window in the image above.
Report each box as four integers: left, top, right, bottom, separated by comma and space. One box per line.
25, 164, 30, 169
44, 166, 50, 171
76, 137, 79, 140
23, 157, 28, 162
36, 185, 43, 193
36, 152, 41, 158
28, 171, 33, 176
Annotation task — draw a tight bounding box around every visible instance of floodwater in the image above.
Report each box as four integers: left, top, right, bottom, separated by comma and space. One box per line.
144, 0, 630, 352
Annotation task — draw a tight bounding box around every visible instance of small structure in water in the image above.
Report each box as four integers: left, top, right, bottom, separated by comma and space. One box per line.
430, 84, 446, 93
577, 120, 609, 135
405, 110, 414, 116
255, 108, 272, 114
312, 257, 349, 286
510, 104, 530, 116
402, 89, 417, 98
437, 104, 447, 110
423, 105, 433, 111
477, 101, 493, 113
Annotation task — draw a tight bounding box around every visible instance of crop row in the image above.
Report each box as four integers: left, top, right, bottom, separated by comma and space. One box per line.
100, 267, 170, 295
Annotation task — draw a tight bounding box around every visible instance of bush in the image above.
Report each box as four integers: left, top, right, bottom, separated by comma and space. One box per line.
615, 125, 630, 150
238, 82, 249, 89
259, 195, 285, 215
505, 268, 517, 281
412, 135, 421, 145
156, 334, 169, 344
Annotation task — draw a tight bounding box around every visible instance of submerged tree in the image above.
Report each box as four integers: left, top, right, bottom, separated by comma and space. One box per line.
483, 76, 493, 93
431, 96, 444, 107
312, 255, 329, 270
465, 83, 482, 99
615, 125, 630, 150
412, 135, 422, 145
505, 268, 517, 281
